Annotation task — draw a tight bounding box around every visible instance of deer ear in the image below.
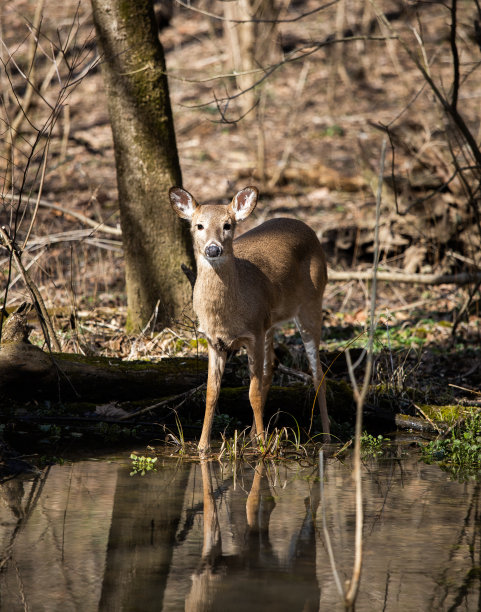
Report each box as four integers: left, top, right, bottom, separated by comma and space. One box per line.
230, 186, 258, 221
169, 186, 198, 220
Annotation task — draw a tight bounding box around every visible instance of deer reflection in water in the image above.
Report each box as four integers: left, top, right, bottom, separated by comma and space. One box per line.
185, 461, 320, 612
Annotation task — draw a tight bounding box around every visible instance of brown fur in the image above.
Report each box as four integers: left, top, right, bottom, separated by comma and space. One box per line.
170, 186, 329, 453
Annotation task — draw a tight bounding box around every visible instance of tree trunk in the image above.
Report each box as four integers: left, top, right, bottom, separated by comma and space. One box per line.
91, 0, 194, 331
224, 0, 281, 114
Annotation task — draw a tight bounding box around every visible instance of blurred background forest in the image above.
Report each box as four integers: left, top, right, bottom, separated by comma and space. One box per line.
1, 0, 481, 359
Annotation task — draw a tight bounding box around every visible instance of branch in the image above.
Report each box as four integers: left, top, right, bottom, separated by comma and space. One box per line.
174, 0, 339, 23
2, 194, 121, 236
449, 0, 460, 112
374, 5, 481, 169
344, 139, 387, 610
118, 383, 206, 421
0, 226, 61, 351
328, 269, 481, 285
178, 35, 397, 113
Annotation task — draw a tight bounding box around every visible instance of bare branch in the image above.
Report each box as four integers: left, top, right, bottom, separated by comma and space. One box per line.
344, 139, 387, 610
2, 194, 121, 236
178, 34, 397, 115
0, 226, 61, 351
449, 0, 460, 112
174, 0, 339, 23
328, 269, 481, 285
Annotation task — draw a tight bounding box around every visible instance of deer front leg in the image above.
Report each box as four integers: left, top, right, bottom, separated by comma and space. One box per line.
199, 343, 227, 454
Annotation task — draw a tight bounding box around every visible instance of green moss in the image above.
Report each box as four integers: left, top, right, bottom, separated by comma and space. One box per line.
417, 404, 467, 426
220, 386, 247, 399
52, 352, 208, 374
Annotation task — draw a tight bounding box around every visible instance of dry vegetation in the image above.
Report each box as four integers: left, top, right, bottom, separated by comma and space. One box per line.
1, 0, 481, 406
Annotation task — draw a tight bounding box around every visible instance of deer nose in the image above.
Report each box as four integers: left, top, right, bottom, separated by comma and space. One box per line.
205, 244, 223, 258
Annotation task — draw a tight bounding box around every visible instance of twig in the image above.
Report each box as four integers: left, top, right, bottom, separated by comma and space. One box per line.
0, 226, 61, 351
126, 300, 161, 361
22, 133, 52, 249
118, 383, 207, 421
180, 35, 397, 114
175, 0, 339, 24
373, 3, 481, 168
414, 404, 442, 434
448, 383, 481, 396
344, 138, 387, 610
268, 61, 310, 189
449, 0, 460, 112
277, 363, 312, 384
0, 230, 122, 263
5, 249, 45, 293
2, 194, 121, 236
4, 0, 46, 189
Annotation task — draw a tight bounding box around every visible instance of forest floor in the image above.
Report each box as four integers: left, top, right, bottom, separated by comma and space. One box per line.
1, 0, 481, 440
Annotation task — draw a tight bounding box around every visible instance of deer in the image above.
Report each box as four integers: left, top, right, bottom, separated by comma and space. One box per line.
169, 185, 329, 454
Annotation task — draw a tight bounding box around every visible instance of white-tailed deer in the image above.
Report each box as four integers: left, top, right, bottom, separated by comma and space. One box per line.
169, 186, 329, 453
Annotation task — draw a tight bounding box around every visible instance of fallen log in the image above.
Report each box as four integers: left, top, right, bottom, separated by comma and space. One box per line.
0, 340, 207, 403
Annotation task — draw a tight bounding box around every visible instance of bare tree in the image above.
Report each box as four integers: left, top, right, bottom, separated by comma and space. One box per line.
90, 0, 194, 331
223, 0, 282, 114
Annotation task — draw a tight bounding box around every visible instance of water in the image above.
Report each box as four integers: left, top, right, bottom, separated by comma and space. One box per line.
0, 450, 479, 611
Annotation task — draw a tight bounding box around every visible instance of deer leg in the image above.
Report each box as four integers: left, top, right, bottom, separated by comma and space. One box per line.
198, 344, 227, 454
295, 315, 330, 442
251, 328, 276, 437
262, 327, 276, 406
247, 340, 266, 446
199, 460, 221, 557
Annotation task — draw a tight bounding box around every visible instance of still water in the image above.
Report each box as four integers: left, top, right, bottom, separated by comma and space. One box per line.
0, 450, 479, 611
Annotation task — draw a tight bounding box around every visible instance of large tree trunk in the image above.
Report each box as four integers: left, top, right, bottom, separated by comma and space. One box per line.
91, 0, 194, 331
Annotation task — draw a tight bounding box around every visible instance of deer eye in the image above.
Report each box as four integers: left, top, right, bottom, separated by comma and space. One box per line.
223, 223, 231, 231
196, 224, 204, 230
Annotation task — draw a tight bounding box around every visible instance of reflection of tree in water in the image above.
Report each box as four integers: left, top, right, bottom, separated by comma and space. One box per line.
99, 462, 190, 611
431, 481, 481, 612
184, 461, 320, 612
0, 467, 49, 571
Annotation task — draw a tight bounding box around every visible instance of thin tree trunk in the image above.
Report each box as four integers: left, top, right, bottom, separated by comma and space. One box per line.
224, 0, 281, 114
91, 0, 194, 331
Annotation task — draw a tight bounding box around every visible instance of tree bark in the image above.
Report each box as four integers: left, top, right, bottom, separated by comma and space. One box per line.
90, 0, 194, 331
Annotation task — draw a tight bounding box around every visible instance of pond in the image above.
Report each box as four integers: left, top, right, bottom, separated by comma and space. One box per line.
0, 448, 479, 611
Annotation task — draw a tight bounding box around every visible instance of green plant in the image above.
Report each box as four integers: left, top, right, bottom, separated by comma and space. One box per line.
219, 428, 251, 461
360, 432, 387, 456
162, 412, 191, 455
422, 412, 481, 478
130, 454, 158, 476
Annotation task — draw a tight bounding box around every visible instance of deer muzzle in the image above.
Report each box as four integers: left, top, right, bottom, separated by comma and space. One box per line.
205, 243, 223, 259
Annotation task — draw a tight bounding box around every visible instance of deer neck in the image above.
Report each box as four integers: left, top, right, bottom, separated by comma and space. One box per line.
193, 254, 242, 340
